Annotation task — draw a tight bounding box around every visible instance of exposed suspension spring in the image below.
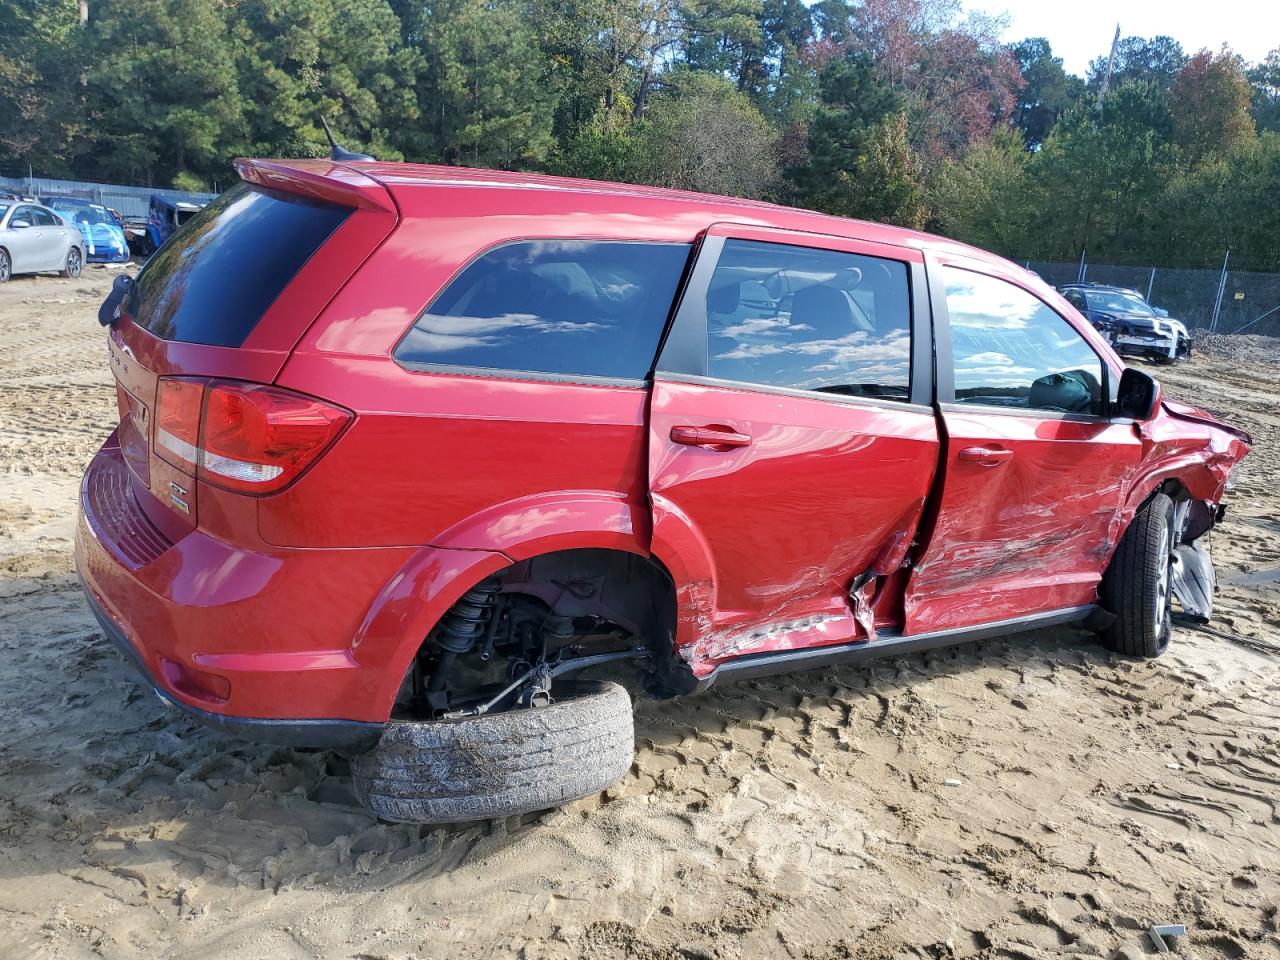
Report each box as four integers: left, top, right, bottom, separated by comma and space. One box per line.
426, 578, 502, 694
434, 578, 502, 654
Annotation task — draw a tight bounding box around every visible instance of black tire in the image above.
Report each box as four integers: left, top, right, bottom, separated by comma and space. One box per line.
61, 247, 82, 279
351, 681, 634, 823
1100, 492, 1175, 657
0, 248, 10, 283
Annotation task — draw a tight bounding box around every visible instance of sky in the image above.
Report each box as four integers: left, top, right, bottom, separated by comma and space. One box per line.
961, 0, 1277, 76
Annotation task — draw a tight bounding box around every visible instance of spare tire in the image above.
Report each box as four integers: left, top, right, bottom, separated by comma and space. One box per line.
351, 681, 634, 823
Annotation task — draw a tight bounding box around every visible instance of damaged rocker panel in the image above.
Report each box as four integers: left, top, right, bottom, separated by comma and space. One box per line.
691, 604, 1097, 693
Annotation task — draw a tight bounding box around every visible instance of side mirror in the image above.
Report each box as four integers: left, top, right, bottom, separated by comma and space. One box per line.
1116, 368, 1161, 420
10, 219, 30, 229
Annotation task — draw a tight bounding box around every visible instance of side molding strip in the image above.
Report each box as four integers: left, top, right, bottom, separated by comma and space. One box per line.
693, 605, 1097, 692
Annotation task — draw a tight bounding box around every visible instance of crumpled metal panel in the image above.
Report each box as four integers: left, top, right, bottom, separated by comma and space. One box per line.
1170, 540, 1215, 622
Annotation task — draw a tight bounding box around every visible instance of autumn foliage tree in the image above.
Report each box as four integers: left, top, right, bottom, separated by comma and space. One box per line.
1, 4, 1278, 268
1170, 49, 1256, 163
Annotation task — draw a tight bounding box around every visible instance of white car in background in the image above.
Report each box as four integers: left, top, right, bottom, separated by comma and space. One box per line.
0, 201, 86, 282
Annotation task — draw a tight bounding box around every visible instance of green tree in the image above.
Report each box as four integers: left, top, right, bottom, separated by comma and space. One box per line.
635, 71, 780, 196
1170, 48, 1256, 164
1033, 81, 1177, 261
410, 0, 556, 167
1086, 35, 1187, 92
929, 127, 1035, 254
81, 0, 246, 184
1152, 132, 1280, 270
1010, 37, 1081, 149
787, 52, 924, 226
1248, 49, 1280, 133
230, 0, 423, 163
0, 0, 87, 176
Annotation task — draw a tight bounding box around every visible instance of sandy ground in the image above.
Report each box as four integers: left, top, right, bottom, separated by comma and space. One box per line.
0, 270, 1278, 960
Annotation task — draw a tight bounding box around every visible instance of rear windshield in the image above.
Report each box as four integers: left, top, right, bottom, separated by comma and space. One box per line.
127, 183, 351, 347
394, 240, 691, 381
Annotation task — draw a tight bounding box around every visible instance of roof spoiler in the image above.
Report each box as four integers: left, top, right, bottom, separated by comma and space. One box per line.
233, 158, 395, 213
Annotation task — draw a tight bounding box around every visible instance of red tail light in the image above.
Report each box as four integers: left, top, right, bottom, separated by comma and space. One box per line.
155, 377, 203, 471
155, 378, 351, 495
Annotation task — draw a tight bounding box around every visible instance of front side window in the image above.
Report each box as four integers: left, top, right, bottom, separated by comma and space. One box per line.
704, 239, 912, 400
395, 240, 691, 380
944, 267, 1104, 416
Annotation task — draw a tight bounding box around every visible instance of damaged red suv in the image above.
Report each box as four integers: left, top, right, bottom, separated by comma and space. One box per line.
77, 158, 1251, 823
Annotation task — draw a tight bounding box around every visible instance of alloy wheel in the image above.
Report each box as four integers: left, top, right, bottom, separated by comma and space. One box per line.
1154, 520, 1172, 636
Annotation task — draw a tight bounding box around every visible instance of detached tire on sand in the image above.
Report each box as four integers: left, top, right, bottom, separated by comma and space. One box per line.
351, 681, 635, 823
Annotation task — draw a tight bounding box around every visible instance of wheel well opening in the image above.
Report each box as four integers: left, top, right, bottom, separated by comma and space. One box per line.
397, 548, 679, 718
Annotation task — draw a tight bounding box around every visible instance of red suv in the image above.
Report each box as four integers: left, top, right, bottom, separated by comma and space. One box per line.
77, 159, 1250, 823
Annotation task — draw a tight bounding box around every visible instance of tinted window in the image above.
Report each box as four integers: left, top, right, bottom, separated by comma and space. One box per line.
126, 183, 351, 347
395, 241, 690, 380
31, 208, 57, 226
944, 268, 1104, 415
704, 239, 911, 400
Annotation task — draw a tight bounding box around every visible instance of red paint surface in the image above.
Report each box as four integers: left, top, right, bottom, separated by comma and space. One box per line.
75, 160, 1252, 725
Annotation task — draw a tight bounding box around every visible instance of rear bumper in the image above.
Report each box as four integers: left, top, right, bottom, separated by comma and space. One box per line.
74, 433, 421, 747
79, 579, 383, 752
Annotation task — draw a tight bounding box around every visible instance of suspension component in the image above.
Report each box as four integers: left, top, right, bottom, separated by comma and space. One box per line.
436, 578, 502, 653
426, 578, 502, 697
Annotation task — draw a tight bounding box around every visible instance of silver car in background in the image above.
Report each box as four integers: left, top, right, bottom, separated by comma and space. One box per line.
0, 201, 86, 282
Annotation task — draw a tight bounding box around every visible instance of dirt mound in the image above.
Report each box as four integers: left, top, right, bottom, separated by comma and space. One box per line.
1191, 329, 1280, 364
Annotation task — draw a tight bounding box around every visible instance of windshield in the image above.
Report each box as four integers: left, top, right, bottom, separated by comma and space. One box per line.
0, 204, 8, 221
53, 203, 113, 227
1085, 290, 1153, 316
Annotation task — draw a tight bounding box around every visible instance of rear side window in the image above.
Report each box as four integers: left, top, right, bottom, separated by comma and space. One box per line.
704, 239, 912, 400
394, 240, 691, 380
127, 183, 351, 347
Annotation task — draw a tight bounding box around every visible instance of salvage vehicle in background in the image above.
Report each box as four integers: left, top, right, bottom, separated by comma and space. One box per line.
0, 200, 85, 281
78, 158, 1251, 824
1061, 283, 1190, 363
139, 193, 205, 255
43, 196, 131, 264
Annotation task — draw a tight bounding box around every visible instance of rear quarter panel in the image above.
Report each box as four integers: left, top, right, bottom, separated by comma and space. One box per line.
265, 183, 713, 552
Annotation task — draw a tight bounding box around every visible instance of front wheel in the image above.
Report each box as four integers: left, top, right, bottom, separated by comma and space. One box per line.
1099, 492, 1175, 657
0, 248, 10, 282
351, 681, 635, 823
61, 247, 82, 279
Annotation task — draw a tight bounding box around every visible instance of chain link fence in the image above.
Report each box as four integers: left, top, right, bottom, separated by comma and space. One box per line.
1026, 259, 1280, 337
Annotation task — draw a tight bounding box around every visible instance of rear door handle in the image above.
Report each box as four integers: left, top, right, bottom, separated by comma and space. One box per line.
670, 425, 752, 449
959, 446, 1013, 466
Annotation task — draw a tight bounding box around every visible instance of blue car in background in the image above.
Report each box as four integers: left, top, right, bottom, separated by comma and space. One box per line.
142, 194, 206, 255
43, 196, 130, 264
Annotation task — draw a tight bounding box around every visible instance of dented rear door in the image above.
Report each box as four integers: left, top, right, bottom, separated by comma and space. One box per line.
647, 224, 940, 674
